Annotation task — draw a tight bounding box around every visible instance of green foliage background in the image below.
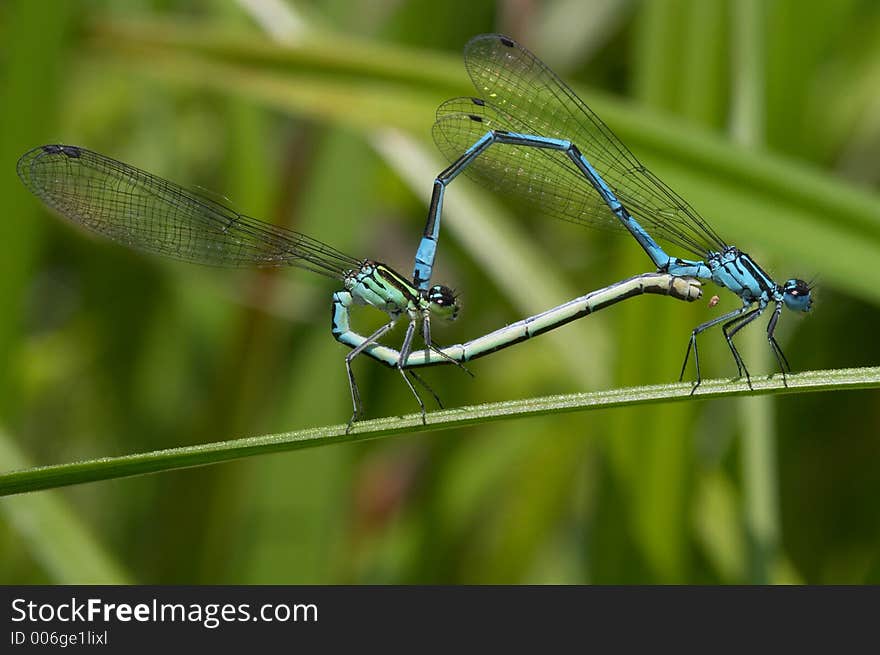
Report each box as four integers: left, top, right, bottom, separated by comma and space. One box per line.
2, 0, 880, 583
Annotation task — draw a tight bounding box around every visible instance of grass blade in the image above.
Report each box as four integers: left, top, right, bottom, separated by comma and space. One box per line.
0, 429, 131, 583
2, 366, 878, 497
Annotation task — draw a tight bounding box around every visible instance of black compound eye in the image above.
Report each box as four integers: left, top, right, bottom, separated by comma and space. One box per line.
427, 285, 460, 320
429, 285, 456, 306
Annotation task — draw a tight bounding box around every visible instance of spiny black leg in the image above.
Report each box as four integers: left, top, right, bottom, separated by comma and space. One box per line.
398, 319, 417, 364
397, 366, 427, 424
768, 338, 789, 386
407, 369, 443, 409
766, 302, 791, 386
421, 315, 474, 377
344, 321, 396, 433
679, 333, 700, 393
722, 316, 746, 378
770, 337, 791, 373
394, 320, 433, 423
723, 307, 763, 390
429, 342, 474, 377
680, 304, 752, 395
690, 335, 702, 396
344, 361, 362, 433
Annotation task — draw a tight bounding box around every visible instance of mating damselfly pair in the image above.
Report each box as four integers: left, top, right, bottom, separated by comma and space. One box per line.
17, 34, 812, 427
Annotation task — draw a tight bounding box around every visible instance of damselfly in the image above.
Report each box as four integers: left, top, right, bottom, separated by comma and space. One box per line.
413, 34, 813, 390
17, 144, 700, 426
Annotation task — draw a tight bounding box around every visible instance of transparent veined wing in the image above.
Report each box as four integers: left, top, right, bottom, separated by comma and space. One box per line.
433, 33, 727, 259
17, 145, 362, 279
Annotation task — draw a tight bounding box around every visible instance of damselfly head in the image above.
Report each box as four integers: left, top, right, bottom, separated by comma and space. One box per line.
426, 284, 460, 321
782, 278, 812, 312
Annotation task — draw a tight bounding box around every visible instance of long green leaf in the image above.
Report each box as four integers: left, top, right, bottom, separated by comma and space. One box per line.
2, 366, 878, 497
0, 429, 131, 583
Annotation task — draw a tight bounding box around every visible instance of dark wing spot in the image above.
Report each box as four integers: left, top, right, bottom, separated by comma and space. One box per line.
499, 36, 514, 47
468, 115, 483, 123
471, 97, 485, 106
43, 144, 82, 158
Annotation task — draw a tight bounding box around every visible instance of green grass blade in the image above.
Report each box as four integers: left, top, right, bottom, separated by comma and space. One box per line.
0, 429, 131, 583
2, 366, 878, 497
0, 0, 73, 416
731, 0, 782, 585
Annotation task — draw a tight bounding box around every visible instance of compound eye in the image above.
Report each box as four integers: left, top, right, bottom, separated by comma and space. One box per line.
429, 285, 455, 306
786, 279, 810, 296
428, 284, 460, 320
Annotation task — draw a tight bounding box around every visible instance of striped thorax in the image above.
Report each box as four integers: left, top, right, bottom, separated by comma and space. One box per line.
345, 260, 459, 321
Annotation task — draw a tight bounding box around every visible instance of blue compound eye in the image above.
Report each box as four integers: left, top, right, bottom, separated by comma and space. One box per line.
783, 279, 812, 312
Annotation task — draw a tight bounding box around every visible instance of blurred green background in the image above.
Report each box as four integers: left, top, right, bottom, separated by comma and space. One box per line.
2, 0, 880, 584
